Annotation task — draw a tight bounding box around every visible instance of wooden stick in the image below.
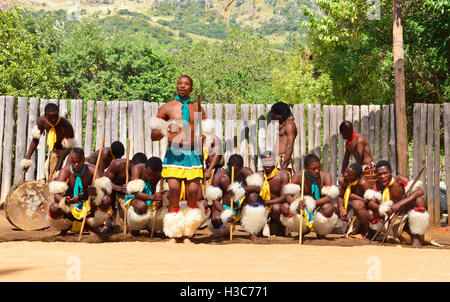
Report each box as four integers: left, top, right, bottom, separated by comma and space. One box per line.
299, 169, 305, 245
123, 139, 130, 235
150, 179, 164, 239
230, 166, 235, 241
78, 135, 105, 241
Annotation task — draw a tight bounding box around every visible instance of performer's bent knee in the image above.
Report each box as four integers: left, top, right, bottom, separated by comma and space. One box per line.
131, 199, 148, 215
320, 203, 334, 217
415, 197, 426, 208
49, 202, 64, 219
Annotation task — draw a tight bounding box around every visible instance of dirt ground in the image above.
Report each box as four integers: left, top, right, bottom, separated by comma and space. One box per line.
0, 209, 449, 282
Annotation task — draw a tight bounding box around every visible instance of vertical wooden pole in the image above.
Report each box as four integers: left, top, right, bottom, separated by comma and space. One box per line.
314, 104, 321, 158
299, 104, 306, 171
1, 96, 15, 203
426, 104, 434, 225
307, 104, 314, 154
390, 104, 397, 174
240, 104, 249, 168
249, 105, 257, 172
322, 105, 330, 173
443, 103, 450, 225
26, 98, 39, 181
381, 105, 390, 161
14, 97, 28, 184
393, 0, 409, 177
84, 101, 95, 157
433, 104, 440, 226
329, 106, 337, 185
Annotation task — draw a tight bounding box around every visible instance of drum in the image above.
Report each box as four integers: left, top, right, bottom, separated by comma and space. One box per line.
5, 181, 54, 231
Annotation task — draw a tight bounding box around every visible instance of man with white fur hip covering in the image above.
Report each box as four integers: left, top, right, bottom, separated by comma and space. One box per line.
150, 75, 208, 244
21, 103, 77, 182
104, 152, 148, 231
257, 151, 291, 236
337, 163, 373, 239
123, 157, 166, 236
205, 154, 257, 239
47, 147, 112, 235
368, 160, 428, 248
282, 154, 339, 239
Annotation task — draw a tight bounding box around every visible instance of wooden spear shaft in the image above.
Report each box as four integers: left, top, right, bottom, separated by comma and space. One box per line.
230, 166, 235, 241
299, 169, 305, 245
78, 135, 105, 241
123, 139, 130, 235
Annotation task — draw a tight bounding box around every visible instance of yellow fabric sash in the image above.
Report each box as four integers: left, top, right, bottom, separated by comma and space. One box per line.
180, 180, 186, 201
47, 117, 60, 151
343, 179, 359, 214
203, 146, 208, 162
260, 167, 278, 201
382, 178, 395, 203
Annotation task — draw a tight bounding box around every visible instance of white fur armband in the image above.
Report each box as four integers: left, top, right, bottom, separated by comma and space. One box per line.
20, 159, 33, 169
62, 137, 77, 149
92, 176, 113, 206
304, 195, 317, 212
245, 173, 264, 189
150, 116, 169, 137
364, 189, 382, 202
32, 126, 42, 139
379, 200, 393, 216
49, 181, 69, 194
127, 179, 145, 194
206, 186, 223, 201
404, 180, 424, 195
228, 182, 246, 201
284, 183, 300, 196
202, 119, 215, 136
220, 209, 234, 225
94, 176, 113, 195
321, 184, 339, 200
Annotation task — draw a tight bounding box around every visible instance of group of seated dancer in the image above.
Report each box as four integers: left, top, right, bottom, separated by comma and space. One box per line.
20, 75, 431, 247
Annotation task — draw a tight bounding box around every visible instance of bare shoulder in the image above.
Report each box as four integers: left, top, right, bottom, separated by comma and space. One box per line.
358, 177, 371, 189
37, 116, 47, 129
242, 167, 254, 176
285, 121, 297, 134
86, 163, 96, 175
396, 175, 410, 184
291, 171, 302, 184
57, 165, 72, 181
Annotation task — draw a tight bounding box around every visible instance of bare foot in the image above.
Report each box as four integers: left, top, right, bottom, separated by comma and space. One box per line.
169, 238, 177, 243
183, 237, 193, 244
249, 234, 257, 241
411, 236, 422, 248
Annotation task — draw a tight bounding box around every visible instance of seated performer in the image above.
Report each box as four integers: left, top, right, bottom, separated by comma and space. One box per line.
258, 151, 290, 236
267, 102, 297, 172
367, 160, 428, 248
124, 157, 165, 236
86, 141, 125, 174
104, 152, 147, 230
150, 75, 209, 244
47, 147, 112, 234
339, 121, 376, 187
337, 163, 372, 238
281, 154, 340, 239
21, 103, 77, 182
206, 154, 265, 240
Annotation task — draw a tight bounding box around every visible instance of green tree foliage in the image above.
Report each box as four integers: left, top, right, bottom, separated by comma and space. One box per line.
174, 29, 281, 104
271, 45, 334, 104
301, 0, 449, 105
0, 8, 65, 98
